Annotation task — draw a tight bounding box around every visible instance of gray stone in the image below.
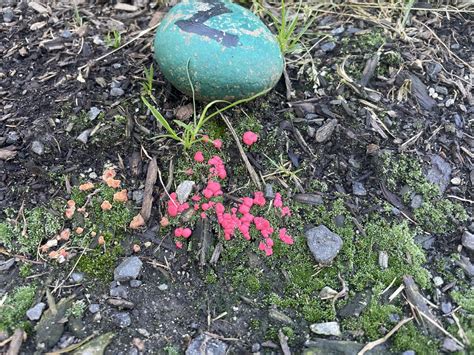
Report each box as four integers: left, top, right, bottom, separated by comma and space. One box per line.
402, 351, 416, 355
70, 272, 84, 283
251, 343, 261, 352
61, 30, 72, 39
114, 256, 142, 282
31, 140, 44, 155
435, 85, 448, 96
352, 182, 367, 196
112, 312, 131, 328
462, 231, 474, 252
378, 251, 388, 269
304, 338, 386, 354
319, 286, 338, 300
132, 190, 144, 205
158, 284, 168, 291
334, 215, 345, 227
433, 276, 444, 287
6, 131, 19, 144
186, 334, 228, 355
441, 302, 452, 314
3, 8, 14, 22
0, 258, 15, 271
306, 225, 343, 264
130, 280, 142, 288
426, 155, 452, 194
264, 184, 274, 199
310, 322, 341, 337
76, 129, 92, 144
176, 180, 195, 204
110, 87, 125, 97
268, 309, 293, 325
338, 292, 371, 318
88, 304, 100, 314
388, 313, 400, 323
442, 337, 463, 352
89, 107, 101, 121
26, 302, 46, 321
110, 285, 128, 299
320, 42, 336, 52
331, 26, 345, 35
410, 194, 423, 209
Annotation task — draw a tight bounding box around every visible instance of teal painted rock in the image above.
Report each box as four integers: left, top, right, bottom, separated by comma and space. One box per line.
154, 0, 284, 101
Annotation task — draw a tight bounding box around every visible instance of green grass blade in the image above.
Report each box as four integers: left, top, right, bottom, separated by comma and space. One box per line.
141, 96, 180, 140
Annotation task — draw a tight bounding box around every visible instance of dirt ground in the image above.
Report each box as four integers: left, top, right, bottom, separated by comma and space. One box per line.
0, 0, 473, 354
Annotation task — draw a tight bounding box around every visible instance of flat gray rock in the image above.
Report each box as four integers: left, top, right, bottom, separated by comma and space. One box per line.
186, 334, 228, 355
112, 312, 131, 328
114, 256, 142, 282
462, 231, 474, 252
426, 155, 452, 194
310, 322, 341, 337
176, 180, 195, 204
27, 302, 46, 321
306, 225, 343, 264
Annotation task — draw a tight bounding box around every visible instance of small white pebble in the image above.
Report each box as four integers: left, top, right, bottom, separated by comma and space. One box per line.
451, 177, 461, 185
433, 276, 444, 287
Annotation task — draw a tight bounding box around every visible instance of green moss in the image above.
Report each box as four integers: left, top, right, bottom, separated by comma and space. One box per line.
392, 322, 439, 354
77, 243, 124, 281
19, 263, 33, 278
18, 207, 62, 255
231, 266, 261, 294
205, 269, 218, 284
66, 300, 86, 318
343, 299, 400, 340
451, 289, 474, 313
414, 199, 468, 234
0, 221, 15, 250
0, 285, 37, 334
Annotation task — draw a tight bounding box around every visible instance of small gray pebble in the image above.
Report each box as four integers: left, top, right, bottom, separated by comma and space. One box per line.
112, 312, 131, 328
129, 280, 142, 288
70, 272, 84, 283
89, 304, 100, 314
31, 140, 44, 155
251, 343, 261, 352
321, 42, 336, 52
110, 87, 124, 97
441, 302, 452, 314
158, 284, 168, 291
26, 302, 46, 321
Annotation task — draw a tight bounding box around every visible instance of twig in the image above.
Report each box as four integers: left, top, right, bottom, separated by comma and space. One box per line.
78, 23, 161, 71
447, 195, 474, 204
140, 157, 158, 222
52, 247, 86, 294
220, 113, 262, 190
278, 329, 291, 355
357, 317, 413, 355
6, 329, 25, 355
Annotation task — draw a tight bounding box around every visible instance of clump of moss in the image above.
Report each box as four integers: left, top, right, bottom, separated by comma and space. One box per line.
0, 285, 37, 334
343, 298, 400, 340
77, 242, 124, 280
451, 289, 474, 313
19, 263, 33, 278
378, 152, 467, 234
414, 199, 467, 234
0, 207, 62, 255
392, 322, 439, 354
0, 221, 15, 250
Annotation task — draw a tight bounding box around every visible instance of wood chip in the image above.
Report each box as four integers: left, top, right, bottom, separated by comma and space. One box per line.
0, 146, 17, 160
114, 3, 139, 12
315, 118, 338, 143
28, 1, 48, 14
148, 11, 165, 28
6, 329, 25, 355
175, 103, 193, 121
140, 157, 158, 222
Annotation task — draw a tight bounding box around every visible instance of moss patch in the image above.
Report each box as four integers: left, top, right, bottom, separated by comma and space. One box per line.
0, 285, 37, 334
